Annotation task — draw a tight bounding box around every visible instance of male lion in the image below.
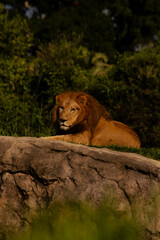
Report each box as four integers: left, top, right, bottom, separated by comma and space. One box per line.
42, 91, 141, 148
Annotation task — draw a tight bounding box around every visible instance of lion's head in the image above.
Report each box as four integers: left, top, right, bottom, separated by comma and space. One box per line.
52, 91, 111, 132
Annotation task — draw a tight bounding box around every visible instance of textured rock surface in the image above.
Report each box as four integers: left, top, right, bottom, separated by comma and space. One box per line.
1, 136, 160, 239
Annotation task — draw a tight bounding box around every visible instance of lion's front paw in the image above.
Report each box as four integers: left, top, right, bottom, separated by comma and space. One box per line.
40, 136, 65, 141
40, 136, 56, 140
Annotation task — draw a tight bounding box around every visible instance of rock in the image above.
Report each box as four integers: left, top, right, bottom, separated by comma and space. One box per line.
0, 136, 160, 239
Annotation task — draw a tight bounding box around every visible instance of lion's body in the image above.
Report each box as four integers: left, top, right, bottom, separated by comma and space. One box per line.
43, 91, 140, 148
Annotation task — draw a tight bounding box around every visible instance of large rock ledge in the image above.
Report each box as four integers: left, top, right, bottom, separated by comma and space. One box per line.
1, 136, 160, 239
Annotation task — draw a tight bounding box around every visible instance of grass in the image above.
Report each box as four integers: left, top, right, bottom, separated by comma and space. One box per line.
107, 145, 160, 161
7, 201, 140, 240
91, 144, 160, 161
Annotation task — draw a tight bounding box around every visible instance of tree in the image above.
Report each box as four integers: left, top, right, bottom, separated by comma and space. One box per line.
106, 0, 160, 52
3, 0, 160, 57
0, 4, 37, 136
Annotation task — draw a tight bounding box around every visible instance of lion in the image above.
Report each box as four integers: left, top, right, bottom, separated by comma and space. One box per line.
42, 91, 141, 148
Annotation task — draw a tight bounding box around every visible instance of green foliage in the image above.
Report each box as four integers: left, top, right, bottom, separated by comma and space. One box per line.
3, 0, 160, 56
106, 0, 160, 52
31, 36, 92, 107
91, 52, 113, 76
0, 4, 32, 56
89, 47, 160, 147
25, 0, 116, 59
7, 201, 139, 240
0, 4, 49, 137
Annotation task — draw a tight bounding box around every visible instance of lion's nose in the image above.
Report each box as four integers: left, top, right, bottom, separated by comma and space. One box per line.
59, 118, 67, 123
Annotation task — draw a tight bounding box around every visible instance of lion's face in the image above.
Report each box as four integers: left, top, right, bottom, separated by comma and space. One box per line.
57, 98, 83, 131
53, 91, 111, 133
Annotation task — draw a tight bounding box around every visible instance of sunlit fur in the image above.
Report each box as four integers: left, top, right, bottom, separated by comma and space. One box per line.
43, 91, 141, 148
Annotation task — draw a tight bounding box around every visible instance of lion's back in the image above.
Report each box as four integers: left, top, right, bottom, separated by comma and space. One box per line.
92, 118, 141, 148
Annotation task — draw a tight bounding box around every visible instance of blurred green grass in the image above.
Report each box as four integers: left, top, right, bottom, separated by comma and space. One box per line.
7, 201, 140, 240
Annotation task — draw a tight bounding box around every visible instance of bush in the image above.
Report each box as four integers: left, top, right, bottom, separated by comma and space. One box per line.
30, 36, 93, 108
88, 47, 160, 147
0, 4, 49, 137
7, 201, 139, 240
0, 4, 32, 57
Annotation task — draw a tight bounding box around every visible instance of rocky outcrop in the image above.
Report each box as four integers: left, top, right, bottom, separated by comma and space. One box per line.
0, 136, 160, 239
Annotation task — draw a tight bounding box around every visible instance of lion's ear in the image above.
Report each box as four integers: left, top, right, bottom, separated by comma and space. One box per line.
77, 95, 87, 106
56, 94, 63, 104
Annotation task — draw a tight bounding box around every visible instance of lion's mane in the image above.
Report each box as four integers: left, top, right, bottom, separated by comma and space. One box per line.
52, 91, 111, 133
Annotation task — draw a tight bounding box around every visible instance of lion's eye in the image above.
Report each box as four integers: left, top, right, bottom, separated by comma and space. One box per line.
70, 108, 75, 113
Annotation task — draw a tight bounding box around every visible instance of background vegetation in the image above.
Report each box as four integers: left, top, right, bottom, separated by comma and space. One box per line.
0, 0, 160, 147
7, 201, 140, 240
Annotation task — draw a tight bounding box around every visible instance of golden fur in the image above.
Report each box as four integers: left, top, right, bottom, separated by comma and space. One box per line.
42, 91, 141, 148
